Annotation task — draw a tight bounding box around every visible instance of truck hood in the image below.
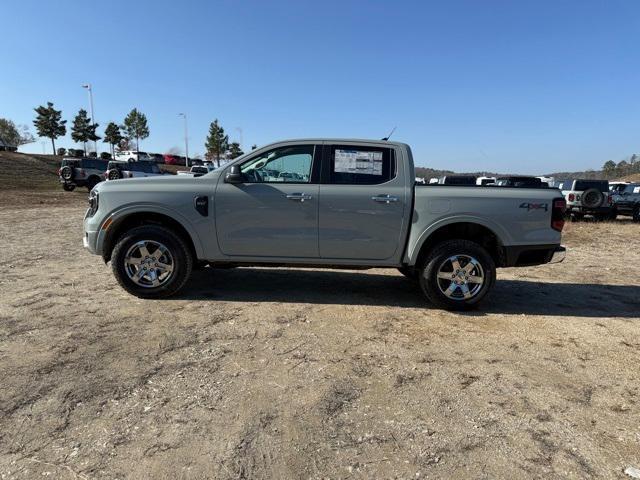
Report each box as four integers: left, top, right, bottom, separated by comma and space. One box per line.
95, 172, 219, 194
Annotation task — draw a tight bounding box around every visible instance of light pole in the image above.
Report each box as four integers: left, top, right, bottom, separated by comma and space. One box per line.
179, 113, 189, 167
81, 84, 98, 155
235, 127, 243, 149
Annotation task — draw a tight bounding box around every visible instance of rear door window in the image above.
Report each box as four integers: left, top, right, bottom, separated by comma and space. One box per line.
326, 145, 395, 185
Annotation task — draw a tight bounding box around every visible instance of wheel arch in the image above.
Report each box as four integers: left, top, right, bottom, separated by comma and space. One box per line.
410, 220, 505, 268
100, 209, 203, 263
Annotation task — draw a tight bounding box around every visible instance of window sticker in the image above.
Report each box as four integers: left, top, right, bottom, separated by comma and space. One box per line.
334, 149, 383, 175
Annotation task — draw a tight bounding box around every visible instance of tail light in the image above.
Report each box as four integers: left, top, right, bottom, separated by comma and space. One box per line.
552, 198, 566, 232
607, 194, 612, 205
568, 193, 575, 202
57, 168, 61, 175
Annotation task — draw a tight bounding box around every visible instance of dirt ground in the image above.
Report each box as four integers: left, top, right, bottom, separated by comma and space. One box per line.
1, 192, 639, 480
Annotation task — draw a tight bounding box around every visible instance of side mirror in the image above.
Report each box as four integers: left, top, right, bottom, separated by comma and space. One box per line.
225, 165, 243, 184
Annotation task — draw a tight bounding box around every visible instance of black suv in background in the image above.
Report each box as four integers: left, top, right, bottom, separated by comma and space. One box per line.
611, 183, 640, 221
58, 157, 109, 191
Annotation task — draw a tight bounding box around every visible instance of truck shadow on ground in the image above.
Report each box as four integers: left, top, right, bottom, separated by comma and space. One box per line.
185, 268, 639, 318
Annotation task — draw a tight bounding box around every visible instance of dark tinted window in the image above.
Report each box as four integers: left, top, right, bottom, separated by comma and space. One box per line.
329, 146, 395, 185
442, 176, 477, 185
574, 180, 608, 192
81, 159, 108, 170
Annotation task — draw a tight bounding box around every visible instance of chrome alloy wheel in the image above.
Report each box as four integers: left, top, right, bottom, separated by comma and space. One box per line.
123, 240, 174, 288
434, 254, 485, 301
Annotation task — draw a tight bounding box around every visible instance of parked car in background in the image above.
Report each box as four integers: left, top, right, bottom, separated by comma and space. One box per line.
114, 150, 154, 162
58, 157, 109, 191
176, 164, 218, 177
611, 183, 640, 221
106, 161, 168, 180
494, 176, 545, 188
476, 176, 496, 185
83, 138, 566, 310
559, 179, 613, 220
609, 181, 629, 193
150, 153, 165, 164
163, 154, 183, 165
439, 175, 477, 185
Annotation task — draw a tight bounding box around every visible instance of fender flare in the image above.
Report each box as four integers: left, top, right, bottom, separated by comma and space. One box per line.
96, 203, 205, 259
405, 215, 511, 265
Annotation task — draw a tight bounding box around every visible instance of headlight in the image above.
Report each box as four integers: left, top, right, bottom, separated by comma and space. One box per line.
88, 190, 99, 217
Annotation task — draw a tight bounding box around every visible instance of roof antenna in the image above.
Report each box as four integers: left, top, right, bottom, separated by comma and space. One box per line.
382, 126, 396, 141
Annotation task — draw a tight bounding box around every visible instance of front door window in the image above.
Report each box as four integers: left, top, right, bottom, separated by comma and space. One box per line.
240, 145, 314, 183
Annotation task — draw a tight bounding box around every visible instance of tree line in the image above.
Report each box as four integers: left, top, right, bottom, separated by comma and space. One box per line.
28, 101, 249, 165
601, 157, 640, 179
32, 102, 150, 158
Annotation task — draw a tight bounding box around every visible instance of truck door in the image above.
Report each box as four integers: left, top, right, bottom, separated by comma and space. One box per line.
215, 144, 321, 258
318, 144, 406, 261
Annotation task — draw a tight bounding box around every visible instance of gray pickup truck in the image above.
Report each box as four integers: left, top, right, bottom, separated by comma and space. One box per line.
83, 139, 566, 310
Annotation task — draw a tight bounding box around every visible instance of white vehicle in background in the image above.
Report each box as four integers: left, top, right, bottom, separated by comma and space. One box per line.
609, 181, 629, 193
476, 176, 496, 185
536, 176, 554, 187
114, 150, 154, 162
176, 164, 218, 177
106, 161, 168, 180
429, 177, 439, 184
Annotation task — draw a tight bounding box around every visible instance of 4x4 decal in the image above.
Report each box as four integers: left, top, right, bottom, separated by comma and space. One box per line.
519, 202, 548, 211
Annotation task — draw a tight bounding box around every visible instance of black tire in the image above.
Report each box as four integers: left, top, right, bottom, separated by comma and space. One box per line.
398, 266, 418, 280
418, 239, 496, 311
581, 188, 604, 209
108, 169, 122, 180
62, 183, 75, 192
86, 176, 100, 191
60, 166, 74, 181
111, 225, 193, 299
633, 207, 640, 223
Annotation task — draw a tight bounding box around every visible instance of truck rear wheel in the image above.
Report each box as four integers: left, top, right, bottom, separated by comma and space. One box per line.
418, 239, 496, 311
111, 225, 193, 299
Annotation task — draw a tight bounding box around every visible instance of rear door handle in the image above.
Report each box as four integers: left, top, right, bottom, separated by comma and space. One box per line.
286, 193, 313, 202
372, 194, 399, 204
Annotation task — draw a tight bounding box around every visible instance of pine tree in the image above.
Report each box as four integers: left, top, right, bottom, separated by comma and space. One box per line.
103, 122, 123, 159
122, 108, 150, 151
71, 109, 100, 155
205, 119, 229, 167
33, 102, 67, 154
228, 142, 244, 159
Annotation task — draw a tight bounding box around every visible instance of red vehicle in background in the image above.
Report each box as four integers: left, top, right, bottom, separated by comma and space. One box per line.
163, 154, 183, 165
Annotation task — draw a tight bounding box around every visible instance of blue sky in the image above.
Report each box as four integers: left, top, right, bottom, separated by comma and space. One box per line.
2, 0, 639, 173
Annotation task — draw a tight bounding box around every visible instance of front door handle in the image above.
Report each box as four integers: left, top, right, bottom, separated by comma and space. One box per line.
286, 193, 313, 202
372, 194, 399, 204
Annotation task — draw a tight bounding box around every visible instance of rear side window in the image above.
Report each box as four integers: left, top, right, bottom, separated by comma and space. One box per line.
328, 146, 395, 185
574, 180, 608, 192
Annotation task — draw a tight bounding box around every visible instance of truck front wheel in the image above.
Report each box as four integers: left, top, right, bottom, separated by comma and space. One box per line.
111, 225, 193, 299
418, 239, 496, 311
